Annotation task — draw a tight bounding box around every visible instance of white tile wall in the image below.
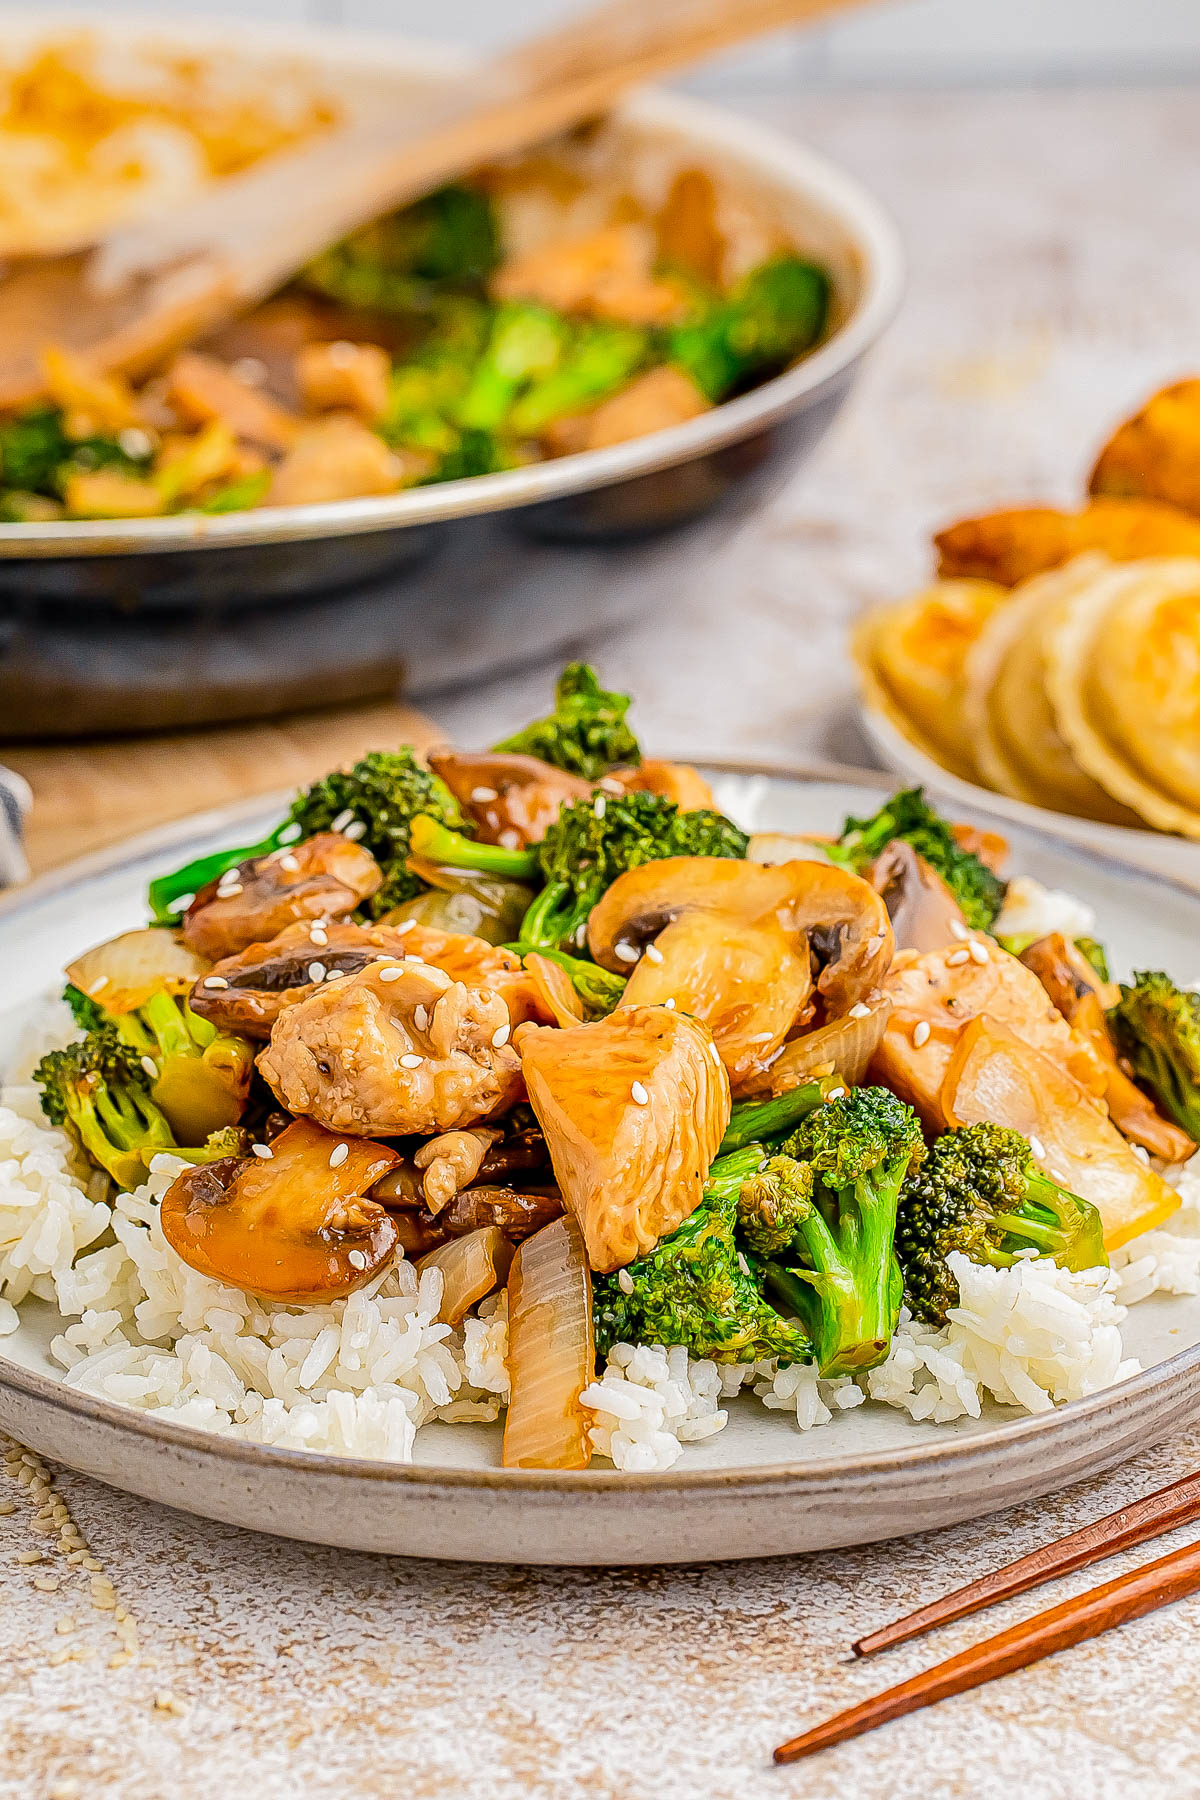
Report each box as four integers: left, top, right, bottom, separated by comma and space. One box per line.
20, 0, 1200, 80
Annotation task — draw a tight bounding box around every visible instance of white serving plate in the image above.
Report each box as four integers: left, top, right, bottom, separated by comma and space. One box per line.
2, 761, 1199, 1567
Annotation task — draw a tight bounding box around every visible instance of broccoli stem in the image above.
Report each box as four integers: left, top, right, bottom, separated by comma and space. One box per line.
517, 880, 583, 953
720, 1083, 826, 1155
408, 814, 538, 881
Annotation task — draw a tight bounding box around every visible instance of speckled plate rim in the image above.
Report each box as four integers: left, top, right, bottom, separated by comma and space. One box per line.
0, 13, 904, 559
3, 754, 1200, 1501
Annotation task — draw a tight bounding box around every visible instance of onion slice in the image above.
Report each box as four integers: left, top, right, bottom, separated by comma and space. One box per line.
67, 927, 209, 1013
524, 953, 586, 1028
502, 1213, 594, 1470
417, 1226, 514, 1327
743, 990, 893, 1097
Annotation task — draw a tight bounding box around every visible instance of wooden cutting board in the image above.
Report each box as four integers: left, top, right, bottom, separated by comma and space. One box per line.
2, 699, 440, 878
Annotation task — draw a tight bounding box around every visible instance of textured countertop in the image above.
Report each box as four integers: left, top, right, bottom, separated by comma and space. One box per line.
6, 86, 1200, 1800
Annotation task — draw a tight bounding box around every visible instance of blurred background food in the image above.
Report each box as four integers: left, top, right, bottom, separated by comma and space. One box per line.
854, 379, 1200, 844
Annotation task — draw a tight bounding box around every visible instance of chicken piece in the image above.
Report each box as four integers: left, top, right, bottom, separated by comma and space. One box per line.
619, 909, 813, 1094
61, 469, 164, 519
492, 225, 688, 325
41, 345, 139, 438
382, 920, 550, 1027
189, 919, 418, 1039
518, 1004, 730, 1272
414, 1127, 499, 1212
164, 350, 301, 450
872, 938, 1107, 1131
428, 748, 593, 846
935, 498, 1200, 587
266, 413, 416, 507
258, 959, 523, 1137
1020, 935, 1196, 1164
545, 366, 710, 455
183, 834, 382, 963
1090, 379, 1200, 516
296, 339, 391, 421
944, 1015, 1180, 1250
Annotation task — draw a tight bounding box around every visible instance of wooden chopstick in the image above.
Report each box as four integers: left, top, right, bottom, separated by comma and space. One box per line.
854, 1467, 1200, 1657
775, 1534, 1200, 1763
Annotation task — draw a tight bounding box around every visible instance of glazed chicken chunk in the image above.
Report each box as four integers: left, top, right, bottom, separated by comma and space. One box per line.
257, 958, 523, 1136
518, 1004, 731, 1272
183, 833, 382, 962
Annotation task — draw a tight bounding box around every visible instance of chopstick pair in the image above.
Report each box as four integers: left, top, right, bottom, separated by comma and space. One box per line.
774, 1468, 1200, 1764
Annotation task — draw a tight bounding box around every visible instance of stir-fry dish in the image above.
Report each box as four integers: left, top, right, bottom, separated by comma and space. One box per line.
0, 176, 830, 523
855, 374, 1200, 836
5, 665, 1200, 1471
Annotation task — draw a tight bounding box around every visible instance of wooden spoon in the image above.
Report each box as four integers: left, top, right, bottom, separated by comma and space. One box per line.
0, 0, 873, 409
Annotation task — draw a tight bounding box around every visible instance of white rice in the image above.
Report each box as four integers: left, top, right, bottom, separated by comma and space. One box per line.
2, 1070, 1198, 1468
993, 875, 1097, 943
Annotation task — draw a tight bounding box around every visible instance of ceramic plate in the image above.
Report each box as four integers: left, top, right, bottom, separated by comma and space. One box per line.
2, 761, 1200, 1567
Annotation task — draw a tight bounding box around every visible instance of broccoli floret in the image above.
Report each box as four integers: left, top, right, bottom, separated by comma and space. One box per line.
35, 1027, 177, 1189
522, 947, 627, 1018
420, 427, 511, 485
519, 791, 749, 952
1109, 971, 1200, 1142
106, 991, 254, 1147
753, 1088, 925, 1376
149, 747, 468, 926
669, 255, 829, 402
507, 318, 650, 435
287, 749, 468, 918
831, 787, 1007, 932
0, 406, 147, 500
302, 184, 499, 309
592, 1144, 813, 1365
896, 1122, 1107, 1326
493, 662, 641, 779
719, 1081, 829, 1156
63, 982, 107, 1032
172, 1125, 253, 1165
737, 1154, 816, 1258
1076, 937, 1111, 984
454, 303, 567, 433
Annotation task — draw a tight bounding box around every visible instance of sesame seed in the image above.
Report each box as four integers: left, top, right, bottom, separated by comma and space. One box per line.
117, 426, 153, 458
414, 1005, 428, 1031
394, 918, 416, 935
709, 1041, 722, 1067
1132, 1144, 1151, 1165
171, 893, 195, 913
90, 974, 109, 992
328, 1143, 349, 1169
343, 820, 367, 842
492, 1023, 511, 1049
400, 1053, 423, 1069
140, 1055, 158, 1078
471, 786, 498, 803
348, 1249, 367, 1270
203, 976, 229, 990
309, 921, 328, 942
630, 1080, 649, 1106
593, 795, 606, 819
379, 966, 403, 983
968, 940, 990, 965
946, 948, 970, 967
308, 962, 327, 984
950, 920, 970, 941
1029, 1135, 1047, 1160
617, 1268, 634, 1295
663, 997, 676, 1009
278, 853, 301, 873
251, 1144, 273, 1161
331, 808, 355, 832
613, 943, 639, 965
278, 822, 303, 844
913, 1020, 931, 1048
600, 776, 623, 794
231, 355, 268, 386
737, 1251, 751, 1278
644, 944, 664, 964
498, 828, 521, 850
405, 954, 424, 963
849, 1002, 871, 1020
826, 1086, 846, 1102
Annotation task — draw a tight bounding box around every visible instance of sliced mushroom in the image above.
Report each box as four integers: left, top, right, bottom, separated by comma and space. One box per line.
189, 920, 417, 1039
870, 840, 970, 952
159, 1118, 401, 1301
428, 748, 593, 846
518, 1004, 730, 1272
612, 759, 716, 811
619, 909, 813, 1094
1021, 934, 1195, 1162
440, 1184, 564, 1240
587, 856, 894, 1016
257, 958, 523, 1137
182, 833, 382, 962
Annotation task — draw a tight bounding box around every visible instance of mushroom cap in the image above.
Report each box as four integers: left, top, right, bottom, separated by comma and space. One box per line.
182, 833, 382, 962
